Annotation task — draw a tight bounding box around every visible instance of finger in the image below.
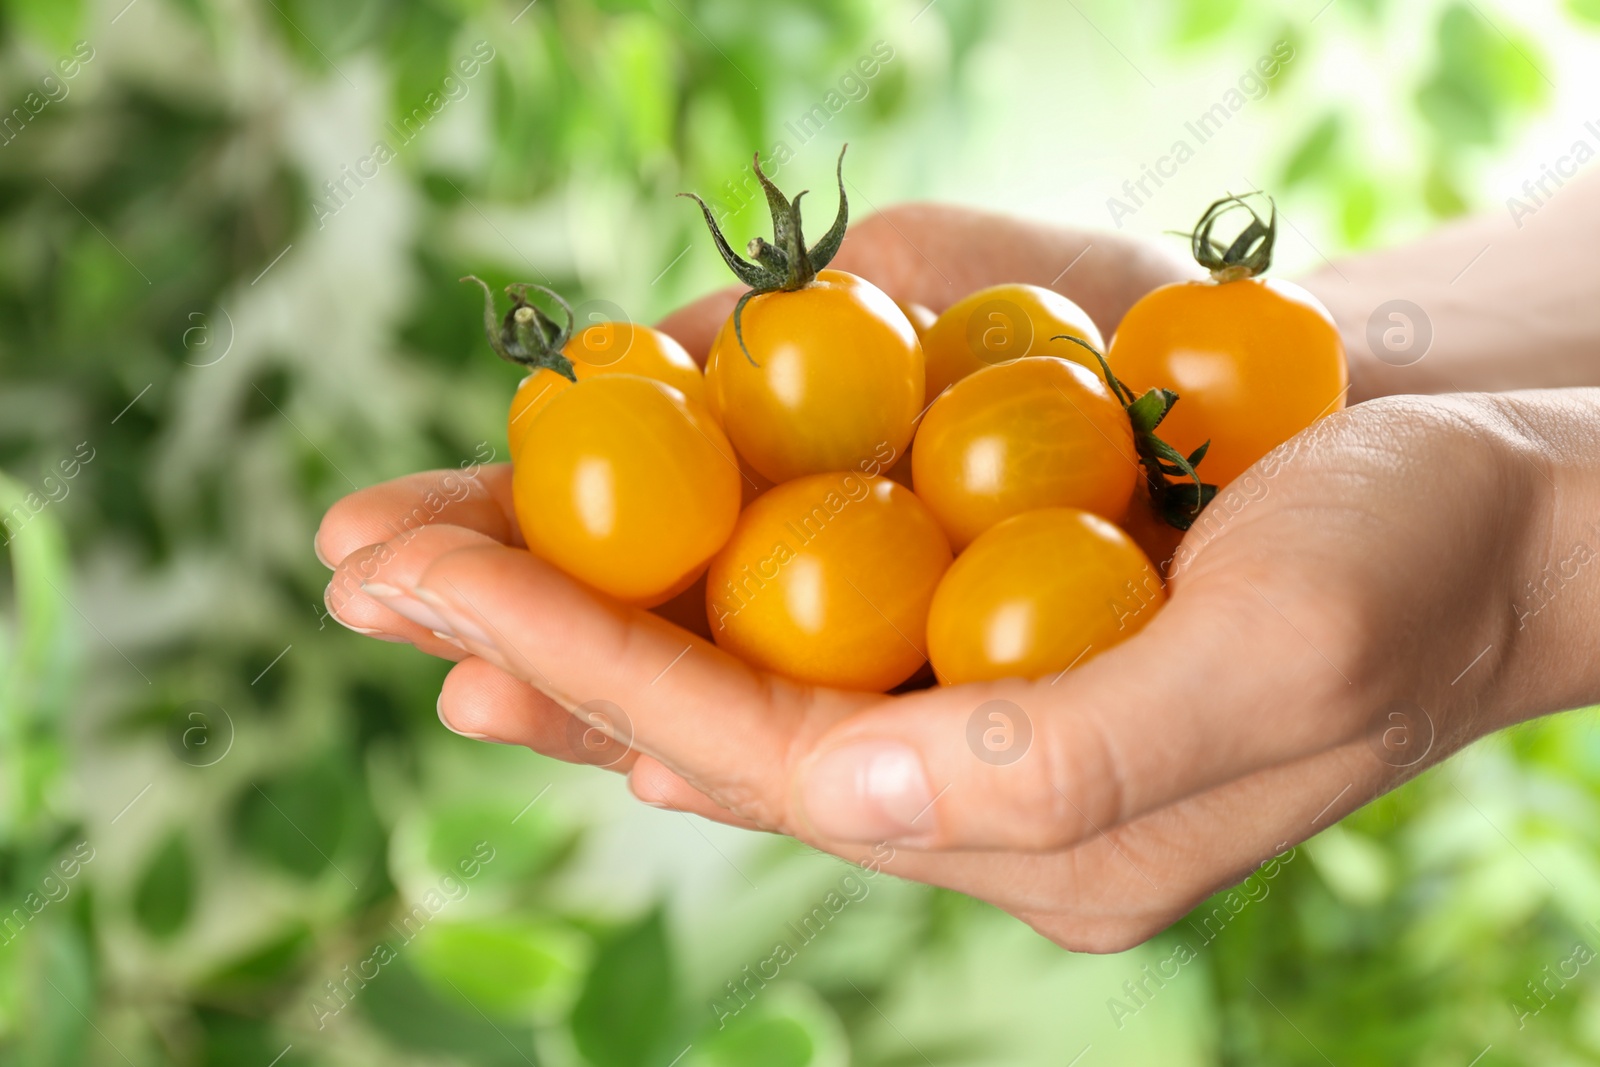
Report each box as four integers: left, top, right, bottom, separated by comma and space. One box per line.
325, 527, 502, 655
438, 656, 642, 773
790, 575, 1372, 853
831, 204, 1198, 329
851, 739, 1396, 954
316, 464, 519, 569
628, 756, 768, 831
359, 528, 872, 829
654, 287, 740, 366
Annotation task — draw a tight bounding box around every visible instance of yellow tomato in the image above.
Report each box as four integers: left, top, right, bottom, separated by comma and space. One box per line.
514, 376, 740, 607
926, 508, 1163, 685
507, 322, 706, 463
1107, 277, 1346, 488
706, 472, 952, 691
911, 357, 1137, 550
705, 269, 923, 484
920, 283, 1103, 400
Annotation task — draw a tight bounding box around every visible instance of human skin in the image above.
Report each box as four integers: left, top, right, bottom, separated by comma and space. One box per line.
316, 181, 1600, 952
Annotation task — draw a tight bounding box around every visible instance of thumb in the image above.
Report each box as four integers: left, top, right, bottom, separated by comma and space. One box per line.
790, 582, 1373, 852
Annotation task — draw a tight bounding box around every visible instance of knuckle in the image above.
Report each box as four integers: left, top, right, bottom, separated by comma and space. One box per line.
983, 720, 1117, 851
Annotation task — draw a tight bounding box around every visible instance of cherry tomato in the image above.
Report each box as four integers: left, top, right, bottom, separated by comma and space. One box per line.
920, 283, 1103, 401
1108, 278, 1344, 488
705, 269, 922, 483
514, 375, 740, 608
508, 322, 705, 463
1108, 194, 1347, 488
685, 150, 924, 484
926, 508, 1163, 686
912, 357, 1137, 550
896, 299, 937, 338
706, 472, 952, 692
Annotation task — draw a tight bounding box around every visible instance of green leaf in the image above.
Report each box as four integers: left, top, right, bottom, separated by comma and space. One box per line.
1570, 0, 1600, 26
1416, 4, 1548, 146
1423, 161, 1471, 218
412, 918, 588, 1017
426, 799, 573, 890
696, 1015, 813, 1067
1171, 0, 1242, 45
200, 923, 315, 995
133, 831, 194, 939
0, 469, 75, 829
1281, 113, 1343, 189
23, 921, 95, 1067
3, 0, 85, 53
571, 910, 675, 1067
359, 958, 539, 1065
232, 762, 348, 881
195, 1007, 305, 1067
691, 986, 848, 1067
1339, 176, 1381, 244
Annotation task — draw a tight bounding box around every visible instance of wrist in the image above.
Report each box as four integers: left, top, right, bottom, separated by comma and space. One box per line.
1489, 389, 1600, 724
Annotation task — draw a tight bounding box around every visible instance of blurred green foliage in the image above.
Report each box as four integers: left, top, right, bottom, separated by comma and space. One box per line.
1, 0, 1598, 1063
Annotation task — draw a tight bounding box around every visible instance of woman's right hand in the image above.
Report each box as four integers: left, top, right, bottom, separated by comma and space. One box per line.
316, 387, 1600, 952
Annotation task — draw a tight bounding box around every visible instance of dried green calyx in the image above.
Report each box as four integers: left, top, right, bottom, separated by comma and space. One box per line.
1053, 335, 1218, 530
1179, 191, 1277, 282
679, 145, 851, 364
461, 275, 578, 382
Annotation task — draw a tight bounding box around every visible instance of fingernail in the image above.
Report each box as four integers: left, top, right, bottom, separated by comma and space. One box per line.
314, 536, 333, 569
800, 741, 935, 844
431, 630, 467, 651
436, 693, 503, 743
325, 583, 410, 643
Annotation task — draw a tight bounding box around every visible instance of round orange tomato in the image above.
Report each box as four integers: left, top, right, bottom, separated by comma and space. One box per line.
514, 376, 740, 608
705, 269, 922, 483
508, 322, 706, 463
706, 473, 952, 691
926, 508, 1163, 686
912, 357, 1137, 550
1108, 278, 1344, 488
920, 283, 1103, 401
1108, 194, 1347, 488
685, 149, 923, 484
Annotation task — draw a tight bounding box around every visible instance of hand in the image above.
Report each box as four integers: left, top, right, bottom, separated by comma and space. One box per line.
652, 202, 1199, 360
317, 386, 1600, 951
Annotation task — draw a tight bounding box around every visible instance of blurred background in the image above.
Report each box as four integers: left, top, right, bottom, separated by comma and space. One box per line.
4, 0, 1600, 1063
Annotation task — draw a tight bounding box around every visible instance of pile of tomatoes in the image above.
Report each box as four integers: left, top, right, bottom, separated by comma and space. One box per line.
466, 151, 1347, 693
